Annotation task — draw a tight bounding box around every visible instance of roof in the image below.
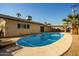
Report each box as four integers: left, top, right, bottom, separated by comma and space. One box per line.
0, 14, 44, 25
52, 25, 64, 27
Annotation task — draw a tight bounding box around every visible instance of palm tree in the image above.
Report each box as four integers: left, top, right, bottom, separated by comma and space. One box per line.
16, 13, 21, 18
68, 14, 79, 34
26, 16, 32, 19
0, 25, 5, 30
44, 22, 48, 25
63, 19, 70, 32
63, 14, 79, 34
26, 16, 32, 22
47, 23, 51, 26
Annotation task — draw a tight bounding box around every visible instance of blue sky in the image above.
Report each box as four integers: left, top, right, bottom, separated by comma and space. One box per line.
0, 3, 79, 25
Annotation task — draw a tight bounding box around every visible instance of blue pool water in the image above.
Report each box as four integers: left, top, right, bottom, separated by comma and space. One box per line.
16, 32, 64, 47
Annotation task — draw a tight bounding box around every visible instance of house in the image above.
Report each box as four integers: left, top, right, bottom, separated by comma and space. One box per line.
0, 14, 52, 37
51, 25, 64, 32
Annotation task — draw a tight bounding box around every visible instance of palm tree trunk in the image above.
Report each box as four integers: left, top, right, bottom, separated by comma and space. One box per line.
72, 24, 78, 34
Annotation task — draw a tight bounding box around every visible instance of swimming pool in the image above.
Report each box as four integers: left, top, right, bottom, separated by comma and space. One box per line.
16, 32, 64, 47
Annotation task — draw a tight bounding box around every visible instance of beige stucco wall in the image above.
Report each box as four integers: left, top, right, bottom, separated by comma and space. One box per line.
44, 26, 51, 32
4, 19, 51, 37
5, 19, 44, 37
0, 18, 51, 37
5, 19, 29, 37
30, 23, 42, 34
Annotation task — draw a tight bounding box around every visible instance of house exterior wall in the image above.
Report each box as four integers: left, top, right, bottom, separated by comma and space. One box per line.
44, 26, 51, 32
0, 18, 51, 37
5, 19, 29, 37
5, 19, 43, 37
30, 23, 42, 33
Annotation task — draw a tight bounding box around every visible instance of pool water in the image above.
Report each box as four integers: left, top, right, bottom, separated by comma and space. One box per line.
16, 32, 64, 47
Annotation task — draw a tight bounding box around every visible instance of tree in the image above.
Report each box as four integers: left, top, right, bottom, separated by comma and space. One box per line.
44, 22, 48, 25
63, 19, 70, 32
16, 13, 21, 18
68, 14, 79, 34
63, 14, 79, 34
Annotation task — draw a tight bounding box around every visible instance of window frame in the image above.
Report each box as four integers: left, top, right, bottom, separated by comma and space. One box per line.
27, 24, 30, 29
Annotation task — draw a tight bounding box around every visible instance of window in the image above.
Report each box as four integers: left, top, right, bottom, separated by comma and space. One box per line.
23, 24, 26, 29
17, 23, 21, 29
27, 24, 30, 29
17, 23, 30, 29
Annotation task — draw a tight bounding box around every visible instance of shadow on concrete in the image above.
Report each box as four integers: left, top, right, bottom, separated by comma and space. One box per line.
0, 43, 23, 56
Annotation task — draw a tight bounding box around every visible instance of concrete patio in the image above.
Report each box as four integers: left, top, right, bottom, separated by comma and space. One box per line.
12, 33, 72, 56
0, 33, 77, 56
63, 34, 79, 56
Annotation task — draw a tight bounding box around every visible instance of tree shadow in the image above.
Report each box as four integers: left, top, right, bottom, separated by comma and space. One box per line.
0, 43, 23, 56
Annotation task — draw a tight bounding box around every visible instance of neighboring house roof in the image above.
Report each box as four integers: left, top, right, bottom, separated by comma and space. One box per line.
52, 25, 63, 27
0, 14, 44, 25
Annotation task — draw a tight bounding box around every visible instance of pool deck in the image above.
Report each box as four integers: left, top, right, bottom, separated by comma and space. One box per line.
63, 34, 79, 56
12, 33, 72, 56
0, 33, 74, 56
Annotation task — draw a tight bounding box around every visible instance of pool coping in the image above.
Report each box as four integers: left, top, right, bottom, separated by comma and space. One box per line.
13, 33, 72, 56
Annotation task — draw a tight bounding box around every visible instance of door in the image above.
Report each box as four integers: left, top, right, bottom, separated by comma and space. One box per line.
40, 26, 44, 32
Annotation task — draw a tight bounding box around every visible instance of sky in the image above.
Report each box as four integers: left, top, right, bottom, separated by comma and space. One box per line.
0, 3, 79, 25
